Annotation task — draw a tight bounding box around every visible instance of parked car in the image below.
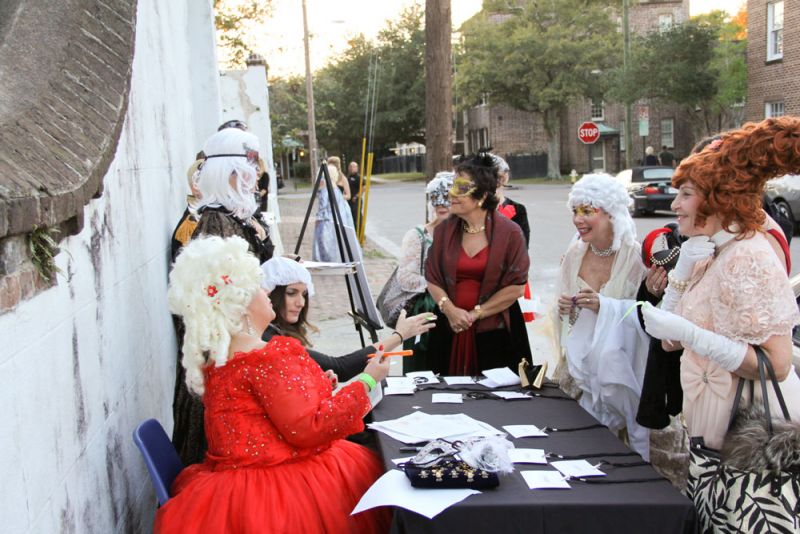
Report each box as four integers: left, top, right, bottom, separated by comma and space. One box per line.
615, 166, 676, 217
765, 174, 800, 234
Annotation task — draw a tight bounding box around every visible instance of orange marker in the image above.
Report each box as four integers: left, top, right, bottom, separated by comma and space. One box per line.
368, 350, 413, 358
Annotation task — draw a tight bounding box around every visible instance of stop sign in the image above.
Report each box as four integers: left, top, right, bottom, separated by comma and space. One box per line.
578, 121, 600, 144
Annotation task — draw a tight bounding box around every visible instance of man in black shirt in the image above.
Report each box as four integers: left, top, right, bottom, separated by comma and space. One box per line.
347, 161, 362, 225
658, 145, 676, 168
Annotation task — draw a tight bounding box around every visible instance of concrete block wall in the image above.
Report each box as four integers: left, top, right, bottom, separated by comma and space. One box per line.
0, 1, 221, 532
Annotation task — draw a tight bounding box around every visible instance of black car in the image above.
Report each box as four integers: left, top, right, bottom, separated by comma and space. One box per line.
616, 166, 676, 217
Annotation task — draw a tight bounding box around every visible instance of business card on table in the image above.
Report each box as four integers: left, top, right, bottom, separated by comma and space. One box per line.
503, 424, 548, 438
508, 448, 547, 464
550, 460, 606, 478
432, 393, 463, 404
520, 471, 571, 490
384, 386, 416, 395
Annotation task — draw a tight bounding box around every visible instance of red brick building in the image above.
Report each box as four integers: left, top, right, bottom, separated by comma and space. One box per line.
463, 0, 694, 176
746, 0, 800, 121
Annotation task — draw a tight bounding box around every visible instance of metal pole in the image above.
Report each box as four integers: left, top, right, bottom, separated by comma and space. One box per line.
302, 0, 319, 182
623, 0, 633, 169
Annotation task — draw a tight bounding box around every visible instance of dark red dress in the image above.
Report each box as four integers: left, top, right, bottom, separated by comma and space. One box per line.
450, 247, 489, 375
154, 336, 389, 534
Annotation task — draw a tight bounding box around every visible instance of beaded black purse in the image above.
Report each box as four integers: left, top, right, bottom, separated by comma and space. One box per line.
401, 439, 500, 489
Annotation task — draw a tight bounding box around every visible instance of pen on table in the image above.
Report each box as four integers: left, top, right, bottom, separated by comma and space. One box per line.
368, 350, 413, 358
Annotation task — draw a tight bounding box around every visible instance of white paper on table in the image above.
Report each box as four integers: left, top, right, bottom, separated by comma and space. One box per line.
520, 470, 571, 490
405, 370, 439, 384
492, 391, 531, 400
480, 367, 520, 388
384, 386, 416, 396
443, 376, 476, 385
432, 393, 463, 404
503, 424, 548, 438
391, 456, 414, 465
386, 377, 416, 389
368, 412, 504, 444
508, 448, 547, 464
550, 460, 606, 478
352, 470, 480, 519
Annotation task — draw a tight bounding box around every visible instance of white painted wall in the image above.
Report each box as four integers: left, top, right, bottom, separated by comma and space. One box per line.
0, 1, 221, 532
219, 65, 284, 255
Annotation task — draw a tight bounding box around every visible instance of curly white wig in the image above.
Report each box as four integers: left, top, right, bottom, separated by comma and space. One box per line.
261, 257, 315, 297
567, 173, 636, 251
168, 236, 263, 396
195, 128, 261, 220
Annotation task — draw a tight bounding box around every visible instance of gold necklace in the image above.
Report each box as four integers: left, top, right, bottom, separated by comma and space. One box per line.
462, 221, 486, 234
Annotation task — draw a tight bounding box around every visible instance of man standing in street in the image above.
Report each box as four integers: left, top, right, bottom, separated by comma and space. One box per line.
347, 161, 362, 225
658, 145, 676, 168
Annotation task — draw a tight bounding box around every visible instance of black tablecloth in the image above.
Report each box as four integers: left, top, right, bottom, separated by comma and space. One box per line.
372, 384, 697, 534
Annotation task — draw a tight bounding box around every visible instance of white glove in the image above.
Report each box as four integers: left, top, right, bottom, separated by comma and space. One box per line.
671, 236, 715, 282
660, 285, 682, 313
641, 303, 747, 372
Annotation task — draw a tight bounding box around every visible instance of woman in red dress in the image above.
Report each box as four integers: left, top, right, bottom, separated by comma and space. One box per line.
157, 235, 390, 533
425, 152, 531, 376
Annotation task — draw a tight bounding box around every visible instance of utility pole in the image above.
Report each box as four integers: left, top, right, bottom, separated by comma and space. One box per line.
623, 0, 633, 169
424, 0, 453, 179
302, 0, 319, 181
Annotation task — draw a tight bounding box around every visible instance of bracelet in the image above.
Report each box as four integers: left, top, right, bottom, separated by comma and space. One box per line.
391, 330, 404, 344
472, 304, 483, 320
667, 272, 689, 293
356, 372, 377, 392
437, 295, 450, 309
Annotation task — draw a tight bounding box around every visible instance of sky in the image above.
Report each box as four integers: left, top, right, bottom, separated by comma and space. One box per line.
247, 0, 745, 79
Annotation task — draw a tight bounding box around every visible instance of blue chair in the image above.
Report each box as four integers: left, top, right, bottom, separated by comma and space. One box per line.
132, 419, 185, 506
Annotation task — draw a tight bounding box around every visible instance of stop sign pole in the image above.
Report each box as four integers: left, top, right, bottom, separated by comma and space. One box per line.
578, 121, 601, 173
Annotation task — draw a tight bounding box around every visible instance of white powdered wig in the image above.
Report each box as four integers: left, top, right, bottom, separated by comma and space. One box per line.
567, 173, 636, 251
168, 236, 263, 396
490, 154, 510, 175
196, 128, 261, 219
260, 257, 315, 297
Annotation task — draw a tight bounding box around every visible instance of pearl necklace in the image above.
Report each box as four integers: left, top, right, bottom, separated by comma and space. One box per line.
462, 222, 486, 234
589, 243, 615, 257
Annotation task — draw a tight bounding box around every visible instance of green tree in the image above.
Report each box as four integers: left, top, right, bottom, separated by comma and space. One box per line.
457, 0, 621, 178
313, 5, 426, 160
268, 76, 308, 158
614, 13, 746, 137
214, 0, 272, 68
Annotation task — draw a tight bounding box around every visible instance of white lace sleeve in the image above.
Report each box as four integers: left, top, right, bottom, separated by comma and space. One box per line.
397, 227, 428, 293
711, 245, 800, 345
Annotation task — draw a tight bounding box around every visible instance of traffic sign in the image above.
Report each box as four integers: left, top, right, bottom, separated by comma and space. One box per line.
578, 121, 600, 145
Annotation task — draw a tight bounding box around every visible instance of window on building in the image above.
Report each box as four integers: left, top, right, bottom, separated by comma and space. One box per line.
767, 1, 784, 61
658, 14, 673, 33
765, 101, 785, 118
590, 142, 605, 172
660, 118, 674, 149
591, 99, 605, 121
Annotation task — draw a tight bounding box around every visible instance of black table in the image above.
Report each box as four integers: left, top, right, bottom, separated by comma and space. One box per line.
372, 383, 697, 534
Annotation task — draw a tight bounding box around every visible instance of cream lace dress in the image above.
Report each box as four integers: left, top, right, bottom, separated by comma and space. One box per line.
676, 232, 800, 450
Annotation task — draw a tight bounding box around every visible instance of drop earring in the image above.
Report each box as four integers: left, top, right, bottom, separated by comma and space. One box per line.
244, 315, 255, 336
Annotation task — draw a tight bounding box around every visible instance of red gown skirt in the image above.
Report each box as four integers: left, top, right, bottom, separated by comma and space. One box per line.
155, 440, 388, 534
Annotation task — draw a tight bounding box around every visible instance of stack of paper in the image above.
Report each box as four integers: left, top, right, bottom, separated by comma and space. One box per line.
478, 367, 520, 388
369, 411, 504, 444
384, 376, 416, 395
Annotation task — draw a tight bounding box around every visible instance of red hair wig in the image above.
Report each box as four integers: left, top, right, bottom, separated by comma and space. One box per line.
673, 116, 800, 235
